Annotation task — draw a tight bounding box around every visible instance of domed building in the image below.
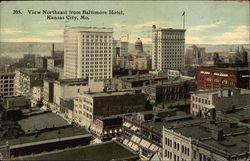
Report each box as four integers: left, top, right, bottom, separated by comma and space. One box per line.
135, 38, 143, 53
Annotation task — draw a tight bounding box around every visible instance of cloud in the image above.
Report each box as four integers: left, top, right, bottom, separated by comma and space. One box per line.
1, 37, 63, 43
187, 21, 223, 32
112, 21, 162, 29
45, 30, 64, 36
186, 36, 204, 44
0, 28, 25, 34
209, 25, 249, 44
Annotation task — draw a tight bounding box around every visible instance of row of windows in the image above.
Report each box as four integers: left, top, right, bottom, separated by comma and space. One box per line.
83, 46, 111, 49
192, 103, 209, 112
82, 35, 111, 39
0, 88, 14, 91
86, 76, 110, 80
82, 39, 112, 42
0, 80, 14, 83
78, 103, 93, 112
77, 97, 93, 105
0, 84, 14, 87
75, 110, 93, 120
83, 64, 111, 67
192, 96, 211, 105
84, 73, 111, 77
0, 92, 13, 95
165, 138, 190, 156
83, 58, 111, 61
205, 78, 235, 85
0, 76, 14, 79
82, 61, 111, 65
82, 54, 111, 57
82, 50, 111, 53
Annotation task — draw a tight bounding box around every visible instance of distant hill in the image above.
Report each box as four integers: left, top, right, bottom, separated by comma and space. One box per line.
129, 43, 249, 53
0, 42, 248, 58
0, 42, 63, 53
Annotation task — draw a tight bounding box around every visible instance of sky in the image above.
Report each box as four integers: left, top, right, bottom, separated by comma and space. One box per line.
0, 1, 249, 45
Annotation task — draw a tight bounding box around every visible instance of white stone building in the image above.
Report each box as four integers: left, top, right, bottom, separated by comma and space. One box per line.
64, 27, 113, 80
152, 26, 186, 71
31, 86, 43, 107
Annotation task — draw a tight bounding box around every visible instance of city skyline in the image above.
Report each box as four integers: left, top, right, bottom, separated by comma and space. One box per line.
0, 1, 249, 45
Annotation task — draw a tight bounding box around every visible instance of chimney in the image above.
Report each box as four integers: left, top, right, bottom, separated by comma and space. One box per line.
211, 126, 224, 141
213, 52, 219, 64
210, 108, 216, 120
51, 43, 55, 57
242, 52, 248, 64
228, 89, 232, 96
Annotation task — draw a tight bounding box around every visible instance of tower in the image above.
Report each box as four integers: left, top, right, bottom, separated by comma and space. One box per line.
152, 26, 186, 71
64, 27, 113, 80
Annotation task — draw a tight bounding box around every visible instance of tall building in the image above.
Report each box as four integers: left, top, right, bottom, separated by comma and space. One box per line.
113, 40, 129, 57
185, 45, 205, 67
0, 72, 15, 98
135, 38, 143, 53
64, 27, 113, 80
152, 25, 186, 71
14, 68, 58, 97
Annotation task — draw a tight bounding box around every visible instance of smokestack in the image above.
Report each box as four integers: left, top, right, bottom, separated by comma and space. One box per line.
52, 43, 55, 57
211, 127, 224, 141
243, 52, 248, 64
214, 52, 219, 64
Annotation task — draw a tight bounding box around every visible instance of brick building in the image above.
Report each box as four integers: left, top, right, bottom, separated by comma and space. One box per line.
90, 115, 123, 142
197, 66, 249, 90
73, 91, 147, 127
142, 79, 196, 105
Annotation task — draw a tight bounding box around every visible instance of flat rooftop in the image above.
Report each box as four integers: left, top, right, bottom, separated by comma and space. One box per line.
55, 78, 88, 85
0, 126, 90, 146
117, 74, 167, 82
17, 140, 138, 161
199, 66, 249, 71
146, 78, 194, 88
153, 28, 186, 32
172, 122, 248, 140
201, 133, 249, 155
16, 68, 51, 76
83, 91, 138, 98
193, 88, 250, 99
222, 107, 250, 122
3, 95, 28, 101
126, 110, 208, 132
18, 112, 69, 134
